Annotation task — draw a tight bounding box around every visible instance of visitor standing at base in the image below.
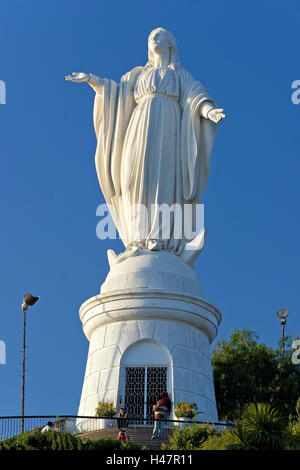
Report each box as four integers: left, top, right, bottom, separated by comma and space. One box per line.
117, 408, 128, 429
151, 392, 171, 440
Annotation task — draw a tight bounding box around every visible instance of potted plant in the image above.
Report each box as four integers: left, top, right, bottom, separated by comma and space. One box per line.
174, 402, 199, 428
95, 401, 116, 429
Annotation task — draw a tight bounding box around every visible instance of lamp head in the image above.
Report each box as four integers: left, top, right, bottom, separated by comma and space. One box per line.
23, 293, 40, 306
22, 293, 40, 312
276, 309, 289, 320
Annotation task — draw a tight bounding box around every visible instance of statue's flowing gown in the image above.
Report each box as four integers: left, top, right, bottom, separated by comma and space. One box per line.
93, 66, 217, 254
121, 67, 181, 250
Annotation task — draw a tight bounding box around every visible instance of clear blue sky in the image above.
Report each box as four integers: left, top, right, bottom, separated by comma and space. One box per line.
1, 0, 299, 416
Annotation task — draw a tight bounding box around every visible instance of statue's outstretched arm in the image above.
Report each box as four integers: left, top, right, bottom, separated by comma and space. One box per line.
65, 72, 104, 94
200, 101, 226, 124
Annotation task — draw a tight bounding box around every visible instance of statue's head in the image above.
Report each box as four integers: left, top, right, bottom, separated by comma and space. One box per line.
146, 27, 180, 70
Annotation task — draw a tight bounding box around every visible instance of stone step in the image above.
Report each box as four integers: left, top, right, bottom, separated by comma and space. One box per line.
78, 426, 174, 449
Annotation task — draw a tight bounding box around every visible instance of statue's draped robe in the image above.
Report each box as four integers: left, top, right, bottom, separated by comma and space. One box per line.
93, 66, 217, 254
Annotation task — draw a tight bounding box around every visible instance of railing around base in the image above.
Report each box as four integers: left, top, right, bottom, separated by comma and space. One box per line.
0, 415, 234, 441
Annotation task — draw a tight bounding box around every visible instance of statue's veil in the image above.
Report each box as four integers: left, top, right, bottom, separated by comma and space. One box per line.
145, 27, 181, 70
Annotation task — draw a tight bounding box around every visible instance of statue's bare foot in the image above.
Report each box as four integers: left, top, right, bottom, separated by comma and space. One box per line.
127, 242, 144, 252
147, 240, 164, 251
107, 243, 144, 268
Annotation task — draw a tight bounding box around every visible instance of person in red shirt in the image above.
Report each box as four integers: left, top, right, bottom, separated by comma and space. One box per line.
161, 392, 171, 413
116, 430, 130, 443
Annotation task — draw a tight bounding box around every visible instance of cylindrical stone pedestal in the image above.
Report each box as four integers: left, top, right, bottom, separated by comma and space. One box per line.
77, 251, 221, 430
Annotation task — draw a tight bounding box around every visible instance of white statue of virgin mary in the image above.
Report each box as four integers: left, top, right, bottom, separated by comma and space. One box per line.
66, 27, 225, 265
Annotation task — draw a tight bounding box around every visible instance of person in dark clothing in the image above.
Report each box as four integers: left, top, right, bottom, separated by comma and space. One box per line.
117, 408, 128, 429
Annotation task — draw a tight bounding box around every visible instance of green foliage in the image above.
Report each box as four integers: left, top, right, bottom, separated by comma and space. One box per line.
83, 435, 139, 451
95, 401, 116, 418
0, 429, 84, 451
161, 424, 218, 450
296, 397, 300, 416
201, 403, 291, 450
0, 429, 139, 451
212, 329, 300, 420
199, 429, 240, 450
287, 419, 300, 450
286, 403, 300, 450
163, 400, 300, 451
174, 402, 198, 418
233, 403, 288, 450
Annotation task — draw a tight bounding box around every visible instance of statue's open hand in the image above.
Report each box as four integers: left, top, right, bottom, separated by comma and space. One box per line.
65, 72, 90, 83
207, 108, 226, 124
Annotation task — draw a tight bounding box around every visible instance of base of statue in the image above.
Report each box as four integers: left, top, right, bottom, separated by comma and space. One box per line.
76, 251, 221, 432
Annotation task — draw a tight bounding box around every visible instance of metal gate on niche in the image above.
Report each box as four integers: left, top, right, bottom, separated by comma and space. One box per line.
125, 366, 167, 423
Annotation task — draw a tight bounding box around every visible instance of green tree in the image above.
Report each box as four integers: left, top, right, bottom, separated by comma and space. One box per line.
271, 336, 300, 419
212, 329, 300, 420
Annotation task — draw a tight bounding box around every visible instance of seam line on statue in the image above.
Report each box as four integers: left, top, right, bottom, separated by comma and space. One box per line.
85, 364, 214, 383
90, 341, 212, 362
103, 325, 107, 347
174, 389, 216, 406
172, 343, 212, 361
136, 320, 141, 340
175, 366, 214, 384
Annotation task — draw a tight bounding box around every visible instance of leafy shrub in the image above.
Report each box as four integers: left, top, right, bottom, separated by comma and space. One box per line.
296, 397, 300, 417
83, 435, 139, 450
286, 416, 300, 450
160, 400, 300, 451
161, 424, 217, 450
200, 403, 291, 451
234, 403, 288, 450
0, 429, 139, 451
0, 429, 84, 451
95, 401, 116, 418
199, 429, 240, 450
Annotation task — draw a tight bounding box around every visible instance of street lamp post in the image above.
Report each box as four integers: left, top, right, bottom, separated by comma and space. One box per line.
21, 293, 39, 433
276, 309, 289, 360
